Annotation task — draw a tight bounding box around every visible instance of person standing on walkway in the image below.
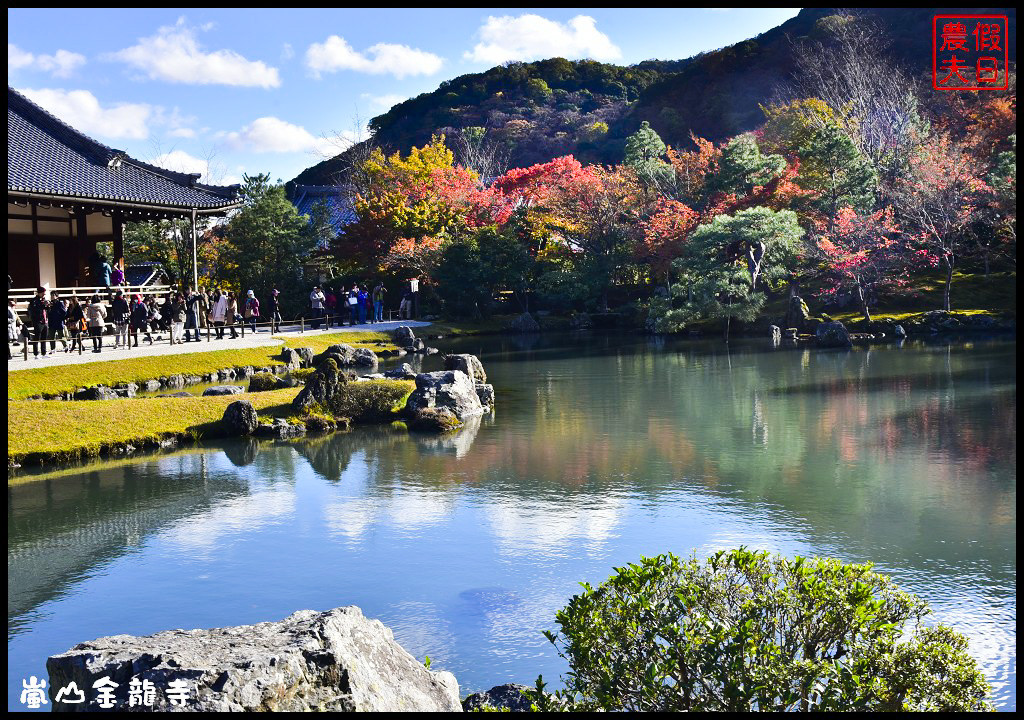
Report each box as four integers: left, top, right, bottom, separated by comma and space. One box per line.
225, 291, 240, 339
86, 294, 107, 352
372, 281, 387, 323
130, 294, 149, 346
244, 290, 261, 333
28, 286, 50, 358
8, 299, 22, 350
184, 287, 202, 342
111, 290, 130, 349
325, 287, 337, 328
211, 289, 227, 339
309, 286, 326, 330
268, 288, 282, 332
47, 292, 69, 353
66, 296, 85, 352
170, 292, 187, 344
199, 287, 210, 331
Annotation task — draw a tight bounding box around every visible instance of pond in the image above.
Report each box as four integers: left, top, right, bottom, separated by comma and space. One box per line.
7, 333, 1017, 710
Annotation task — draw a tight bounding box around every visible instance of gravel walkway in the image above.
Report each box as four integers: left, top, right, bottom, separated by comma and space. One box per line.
7, 320, 431, 371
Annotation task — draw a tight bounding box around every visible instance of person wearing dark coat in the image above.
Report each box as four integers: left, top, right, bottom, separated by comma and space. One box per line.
27, 286, 49, 357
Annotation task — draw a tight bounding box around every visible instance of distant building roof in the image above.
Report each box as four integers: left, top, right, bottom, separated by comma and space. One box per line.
290, 184, 356, 243
7, 87, 240, 213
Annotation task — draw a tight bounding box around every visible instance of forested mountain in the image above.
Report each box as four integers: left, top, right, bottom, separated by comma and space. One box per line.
292, 7, 1015, 186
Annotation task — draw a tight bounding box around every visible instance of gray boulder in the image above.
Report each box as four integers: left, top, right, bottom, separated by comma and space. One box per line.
74, 385, 118, 401
405, 370, 484, 421
384, 363, 417, 380
218, 369, 235, 381
816, 321, 853, 348
506, 312, 540, 333
156, 391, 193, 398
254, 418, 307, 439
203, 385, 245, 396
475, 383, 495, 409
313, 343, 357, 367
463, 683, 535, 712
784, 295, 811, 330
352, 347, 378, 367
222, 400, 258, 436
295, 346, 315, 367
444, 354, 487, 383
407, 407, 462, 432
280, 347, 302, 370
391, 326, 416, 346
46, 606, 461, 712
293, 359, 351, 412
142, 380, 162, 393
164, 374, 186, 389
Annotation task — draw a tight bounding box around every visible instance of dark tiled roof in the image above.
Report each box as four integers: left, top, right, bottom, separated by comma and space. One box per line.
7, 87, 239, 211
290, 184, 356, 245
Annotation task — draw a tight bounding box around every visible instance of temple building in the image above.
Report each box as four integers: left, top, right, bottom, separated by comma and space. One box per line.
7, 86, 240, 292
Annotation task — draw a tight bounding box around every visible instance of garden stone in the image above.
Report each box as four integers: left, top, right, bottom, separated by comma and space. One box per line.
142, 380, 162, 392
463, 684, 535, 712
445, 354, 487, 383
222, 400, 258, 436
352, 347, 378, 367
405, 370, 484, 421
203, 385, 246, 396
406, 407, 462, 433
384, 363, 417, 380
816, 321, 853, 348
254, 418, 307, 439
784, 295, 810, 330
280, 347, 302, 370
45, 606, 461, 712
506, 312, 540, 333
157, 392, 193, 398
293, 359, 351, 412
164, 374, 186, 389
295, 347, 315, 367
475, 383, 495, 409
391, 326, 416, 346
313, 344, 356, 366
74, 385, 118, 401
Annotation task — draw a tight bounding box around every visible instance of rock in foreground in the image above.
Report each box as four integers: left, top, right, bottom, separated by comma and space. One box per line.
405, 370, 485, 421
462, 683, 535, 712
46, 606, 461, 712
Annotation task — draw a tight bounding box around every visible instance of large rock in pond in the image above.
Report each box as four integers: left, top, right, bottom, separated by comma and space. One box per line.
295, 346, 315, 367
784, 295, 811, 330
203, 385, 245, 396
254, 418, 306, 439
391, 325, 416, 347
463, 683, 535, 712
222, 400, 258, 436
45, 606, 461, 712
74, 385, 118, 401
352, 347, 378, 367
444, 354, 486, 383
475, 383, 494, 409
815, 321, 853, 348
293, 359, 352, 412
506, 312, 540, 333
384, 363, 417, 380
405, 370, 484, 421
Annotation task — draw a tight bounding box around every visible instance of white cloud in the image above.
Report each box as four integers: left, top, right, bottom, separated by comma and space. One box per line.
465, 14, 621, 64
8, 43, 36, 70
362, 93, 407, 111
168, 127, 197, 138
152, 149, 207, 175
110, 19, 280, 88
306, 35, 443, 78
18, 87, 152, 140
221, 116, 336, 155
9, 44, 86, 78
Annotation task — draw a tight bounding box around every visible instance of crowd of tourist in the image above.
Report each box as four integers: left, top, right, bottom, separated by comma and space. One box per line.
8, 277, 421, 360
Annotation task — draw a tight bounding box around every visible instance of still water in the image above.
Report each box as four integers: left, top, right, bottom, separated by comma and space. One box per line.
8, 334, 1017, 710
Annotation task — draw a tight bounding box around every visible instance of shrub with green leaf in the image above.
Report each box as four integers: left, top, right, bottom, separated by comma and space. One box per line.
533, 548, 991, 712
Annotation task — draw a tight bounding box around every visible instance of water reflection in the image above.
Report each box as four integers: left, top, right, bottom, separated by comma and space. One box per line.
7, 334, 1016, 710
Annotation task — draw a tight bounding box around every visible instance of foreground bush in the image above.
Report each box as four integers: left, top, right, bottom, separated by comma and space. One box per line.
532, 548, 990, 712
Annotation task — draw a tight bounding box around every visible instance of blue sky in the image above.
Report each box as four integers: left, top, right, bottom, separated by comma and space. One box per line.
8, 8, 800, 186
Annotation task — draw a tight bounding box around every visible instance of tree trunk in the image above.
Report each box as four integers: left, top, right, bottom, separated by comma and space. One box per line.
944, 257, 954, 312
723, 314, 731, 342
856, 282, 871, 323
